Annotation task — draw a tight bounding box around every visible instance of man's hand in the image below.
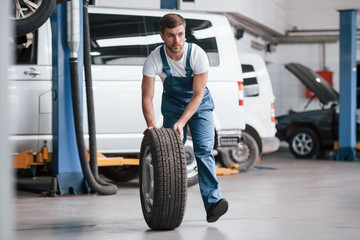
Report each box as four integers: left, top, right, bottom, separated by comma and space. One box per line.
173, 121, 184, 140
143, 126, 156, 135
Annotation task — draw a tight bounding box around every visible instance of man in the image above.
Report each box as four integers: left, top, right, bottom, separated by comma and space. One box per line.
141, 13, 228, 223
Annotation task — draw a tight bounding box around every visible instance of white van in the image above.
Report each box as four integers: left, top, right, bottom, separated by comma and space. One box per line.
240, 53, 279, 156
216, 53, 279, 170
9, 6, 246, 182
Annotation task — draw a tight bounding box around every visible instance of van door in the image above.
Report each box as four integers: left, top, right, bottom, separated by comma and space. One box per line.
9, 25, 52, 154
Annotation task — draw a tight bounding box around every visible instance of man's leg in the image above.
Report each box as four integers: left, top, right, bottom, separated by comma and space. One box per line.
188, 110, 221, 211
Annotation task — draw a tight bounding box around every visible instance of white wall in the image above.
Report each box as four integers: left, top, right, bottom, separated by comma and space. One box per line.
95, 0, 161, 9
193, 0, 288, 34
286, 0, 360, 29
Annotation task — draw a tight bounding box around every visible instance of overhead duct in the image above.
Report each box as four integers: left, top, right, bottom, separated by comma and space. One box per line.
223, 12, 280, 43
223, 12, 360, 45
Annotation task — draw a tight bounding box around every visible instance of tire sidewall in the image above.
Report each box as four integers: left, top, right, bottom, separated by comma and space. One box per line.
139, 132, 158, 220
13, 0, 56, 36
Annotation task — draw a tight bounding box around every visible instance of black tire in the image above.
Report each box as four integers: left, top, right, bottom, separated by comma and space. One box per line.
184, 139, 198, 187
11, 0, 57, 37
288, 127, 319, 159
139, 128, 187, 230
217, 131, 259, 172
99, 165, 139, 182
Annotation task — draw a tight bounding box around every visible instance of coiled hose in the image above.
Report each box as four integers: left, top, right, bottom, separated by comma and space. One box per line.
69, 0, 117, 195
83, 0, 113, 187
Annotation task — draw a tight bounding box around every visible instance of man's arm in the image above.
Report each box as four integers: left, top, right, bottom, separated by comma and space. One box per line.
173, 71, 208, 138
142, 75, 157, 131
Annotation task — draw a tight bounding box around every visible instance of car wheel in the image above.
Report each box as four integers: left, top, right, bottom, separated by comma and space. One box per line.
184, 139, 199, 187
11, 0, 57, 36
217, 131, 259, 172
139, 128, 187, 230
289, 127, 319, 159
99, 165, 139, 182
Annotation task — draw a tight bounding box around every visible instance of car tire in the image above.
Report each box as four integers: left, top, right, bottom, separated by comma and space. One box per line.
139, 128, 187, 230
288, 127, 319, 159
99, 165, 139, 182
11, 0, 56, 36
217, 131, 259, 172
184, 139, 198, 187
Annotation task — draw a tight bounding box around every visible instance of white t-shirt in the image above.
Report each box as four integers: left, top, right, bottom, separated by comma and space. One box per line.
142, 42, 209, 82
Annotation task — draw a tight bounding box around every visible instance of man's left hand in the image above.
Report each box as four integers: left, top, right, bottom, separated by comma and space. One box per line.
173, 122, 184, 140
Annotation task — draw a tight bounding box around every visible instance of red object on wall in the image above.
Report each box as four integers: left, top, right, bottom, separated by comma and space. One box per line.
305, 70, 333, 98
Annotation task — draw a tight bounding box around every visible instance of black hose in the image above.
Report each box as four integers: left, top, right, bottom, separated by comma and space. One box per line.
70, 58, 117, 195
83, 0, 112, 186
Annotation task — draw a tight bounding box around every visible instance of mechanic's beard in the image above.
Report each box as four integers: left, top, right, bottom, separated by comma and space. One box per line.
167, 42, 184, 54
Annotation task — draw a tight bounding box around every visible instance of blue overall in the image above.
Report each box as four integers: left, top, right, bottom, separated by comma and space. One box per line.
160, 43, 221, 211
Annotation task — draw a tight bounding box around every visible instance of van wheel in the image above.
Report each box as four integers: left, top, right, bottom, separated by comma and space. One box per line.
288, 127, 319, 159
140, 128, 187, 230
99, 166, 139, 182
11, 0, 56, 36
217, 131, 259, 172
185, 139, 198, 187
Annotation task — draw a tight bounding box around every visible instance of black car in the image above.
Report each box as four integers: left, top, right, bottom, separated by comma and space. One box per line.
276, 63, 358, 159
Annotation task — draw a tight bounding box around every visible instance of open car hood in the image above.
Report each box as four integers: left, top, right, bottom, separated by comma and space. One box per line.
285, 63, 339, 105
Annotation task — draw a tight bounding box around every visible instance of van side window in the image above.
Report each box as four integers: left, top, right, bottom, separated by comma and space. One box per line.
242, 64, 259, 97
89, 14, 148, 65
89, 13, 220, 66
186, 18, 219, 66
145, 16, 220, 66
12, 32, 37, 65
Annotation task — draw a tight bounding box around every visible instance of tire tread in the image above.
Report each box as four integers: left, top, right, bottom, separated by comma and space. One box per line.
140, 128, 187, 230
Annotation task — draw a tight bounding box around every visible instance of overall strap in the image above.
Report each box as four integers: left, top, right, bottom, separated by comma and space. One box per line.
160, 46, 172, 77
185, 43, 193, 77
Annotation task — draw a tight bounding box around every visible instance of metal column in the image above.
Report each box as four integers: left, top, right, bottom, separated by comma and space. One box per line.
51, 1, 88, 194
0, 1, 13, 239
161, 0, 178, 9
336, 9, 358, 161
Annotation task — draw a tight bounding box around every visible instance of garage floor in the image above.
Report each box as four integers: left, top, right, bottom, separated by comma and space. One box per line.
15, 148, 360, 240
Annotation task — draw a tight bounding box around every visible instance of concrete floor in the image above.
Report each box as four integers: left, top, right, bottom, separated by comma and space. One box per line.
15, 148, 360, 240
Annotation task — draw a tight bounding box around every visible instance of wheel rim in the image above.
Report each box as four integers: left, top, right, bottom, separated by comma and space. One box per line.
230, 142, 250, 163
12, 0, 43, 20
185, 143, 197, 179
292, 132, 313, 156
142, 146, 154, 213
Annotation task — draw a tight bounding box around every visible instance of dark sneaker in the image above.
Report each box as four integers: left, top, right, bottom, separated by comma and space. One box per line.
206, 198, 228, 223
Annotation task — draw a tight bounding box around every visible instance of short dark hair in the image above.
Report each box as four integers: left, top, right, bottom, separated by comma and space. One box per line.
159, 13, 186, 34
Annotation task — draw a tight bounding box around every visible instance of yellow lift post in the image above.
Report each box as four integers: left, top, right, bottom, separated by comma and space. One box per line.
13, 141, 139, 170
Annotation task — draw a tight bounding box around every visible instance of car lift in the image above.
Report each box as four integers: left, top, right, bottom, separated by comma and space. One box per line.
13, 140, 238, 183
13, 141, 139, 174
336, 9, 358, 161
